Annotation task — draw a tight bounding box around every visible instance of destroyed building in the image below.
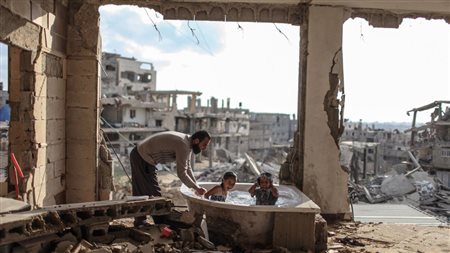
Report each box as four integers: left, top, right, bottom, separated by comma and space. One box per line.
406, 101, 450, 187
341, 120, 411, 181
248, 112, 296, 150
0, 0, 449, 252
101, 90, 201, 154
99, 52, 251, 157
179, 97, 251, 157
101, 52, 157, 97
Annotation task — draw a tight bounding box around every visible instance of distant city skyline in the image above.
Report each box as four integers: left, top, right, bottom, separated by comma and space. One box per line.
0, 5, 449, 124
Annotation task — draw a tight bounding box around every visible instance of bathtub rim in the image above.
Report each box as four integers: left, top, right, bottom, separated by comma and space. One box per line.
180, 182, 321, 213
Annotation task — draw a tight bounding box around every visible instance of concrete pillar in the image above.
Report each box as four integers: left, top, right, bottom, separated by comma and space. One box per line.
297, 6, 349, 217
237, 135, 241, 156
65, 2, 101, 203
172, 94, 177, 111
190, 94, 197, 114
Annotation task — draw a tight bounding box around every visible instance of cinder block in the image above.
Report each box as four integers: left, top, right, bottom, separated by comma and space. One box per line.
9, 78, 21, 102
21, 72, 34, 92
47, 119, 65, 143
20, 50, 34, 72
66, 90, 98, 108
66, 75, 97, 92
33, 119, 47, 144
66, 59, 98, 76
46, 142, 65, 163
18, 92, 34, 112
35, 176, 65, 205
9, 47, 22, 78
53, 159, 65, 178
67, 140, 96, 160
32, 165, 53, 186
66, 108, 98, 141
47, 98, 65, 120
66, 25, 82, 41
8, 122, 27, 142
32, 53, 45, 74
34, 74, 48, 97
9, 0, 31, 20
66, 157, 96, 177
41, 53, 63, 77
32, 96, 47, 120
67, 38, 97, 57
47, 77, 66, 99
35, 147, 48, 168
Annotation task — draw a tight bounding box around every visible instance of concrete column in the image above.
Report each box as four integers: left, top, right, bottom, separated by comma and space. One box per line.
297, 6, 349, 217
65, 2, 101, 203
172, 94, 177, 111
237, 136, 241, 156
190, 94, 197, 114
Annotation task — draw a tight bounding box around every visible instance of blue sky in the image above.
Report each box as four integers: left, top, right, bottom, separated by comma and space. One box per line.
0, 5, 449, 123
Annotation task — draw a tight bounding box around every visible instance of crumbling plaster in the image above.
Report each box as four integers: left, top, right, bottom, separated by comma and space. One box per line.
299, 5, 350, 216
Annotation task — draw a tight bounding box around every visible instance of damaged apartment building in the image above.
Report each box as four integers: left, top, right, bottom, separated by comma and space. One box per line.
0, 0, 449, 251
100, 52, 251, 157
340, 120, 411, 181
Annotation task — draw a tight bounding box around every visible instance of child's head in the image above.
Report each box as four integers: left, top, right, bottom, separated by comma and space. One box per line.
257, 172, 273, 189
221, 171, 237, 190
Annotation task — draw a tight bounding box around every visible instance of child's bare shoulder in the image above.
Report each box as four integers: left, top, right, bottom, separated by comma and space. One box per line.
210, 185, 222, 192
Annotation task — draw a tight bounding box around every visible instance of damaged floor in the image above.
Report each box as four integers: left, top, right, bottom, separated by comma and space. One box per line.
1, 169, 449, 253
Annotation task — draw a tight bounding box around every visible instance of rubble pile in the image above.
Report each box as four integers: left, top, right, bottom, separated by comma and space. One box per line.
5, 217, 223, 253
415, 181, 450, 218
0, 196, 230, 253
349, 169, 450, 220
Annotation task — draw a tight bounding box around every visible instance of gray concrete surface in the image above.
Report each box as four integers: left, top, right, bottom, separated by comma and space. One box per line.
352, 204, 444, 225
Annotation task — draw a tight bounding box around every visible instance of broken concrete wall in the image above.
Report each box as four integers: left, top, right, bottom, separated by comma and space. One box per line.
0, 0, 68, 206
297, 6, 350, 217
66, 1, 102, 203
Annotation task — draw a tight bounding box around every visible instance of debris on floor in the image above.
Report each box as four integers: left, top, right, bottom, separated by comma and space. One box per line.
348, 168, 450, 221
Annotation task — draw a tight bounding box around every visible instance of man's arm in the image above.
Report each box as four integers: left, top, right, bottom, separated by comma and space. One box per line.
186, 164, 197, 185
176, 149, 206, 195
176, 157, 198, 189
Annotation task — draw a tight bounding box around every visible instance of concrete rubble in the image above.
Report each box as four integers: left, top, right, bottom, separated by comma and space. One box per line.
0, 197, 238, 253
348, 168, 450, 220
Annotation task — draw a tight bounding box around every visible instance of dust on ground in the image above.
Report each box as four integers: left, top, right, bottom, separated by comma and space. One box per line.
327, 222, 449, 253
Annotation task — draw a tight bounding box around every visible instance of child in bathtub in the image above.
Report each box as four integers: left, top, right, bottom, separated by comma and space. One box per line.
248, 172, 279, 205
204, 171, 237, 202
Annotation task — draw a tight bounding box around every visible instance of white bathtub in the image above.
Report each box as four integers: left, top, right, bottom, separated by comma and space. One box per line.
180, 182, 321, 250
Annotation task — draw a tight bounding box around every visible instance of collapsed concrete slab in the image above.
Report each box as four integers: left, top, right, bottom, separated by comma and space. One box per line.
0, 197, 172, 246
